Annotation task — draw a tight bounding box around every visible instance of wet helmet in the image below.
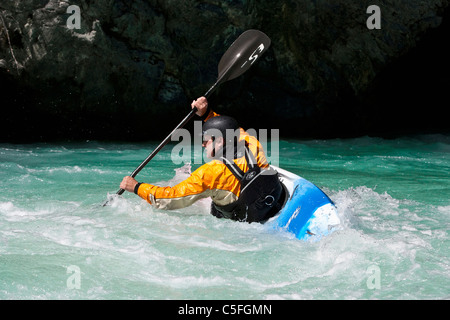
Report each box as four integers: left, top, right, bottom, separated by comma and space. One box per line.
202, 116, 240, 143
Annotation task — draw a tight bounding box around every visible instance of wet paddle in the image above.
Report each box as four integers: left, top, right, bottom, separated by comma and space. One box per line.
103, 29, 271, 206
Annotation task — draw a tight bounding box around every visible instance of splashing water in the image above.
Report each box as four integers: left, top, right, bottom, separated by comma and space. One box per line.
0, 136, 449, 299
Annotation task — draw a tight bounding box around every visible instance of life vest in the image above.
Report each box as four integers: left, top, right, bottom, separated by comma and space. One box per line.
211, 143, 283, 223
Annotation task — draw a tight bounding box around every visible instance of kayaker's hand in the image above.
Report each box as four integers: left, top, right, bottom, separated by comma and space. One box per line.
120, 176, 138, 193
191, 96, 208, 117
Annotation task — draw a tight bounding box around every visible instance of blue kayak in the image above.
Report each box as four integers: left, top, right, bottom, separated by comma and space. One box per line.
267, 166, 341, 240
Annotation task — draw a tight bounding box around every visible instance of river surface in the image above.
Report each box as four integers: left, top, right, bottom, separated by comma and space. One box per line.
0, 135, 449, 299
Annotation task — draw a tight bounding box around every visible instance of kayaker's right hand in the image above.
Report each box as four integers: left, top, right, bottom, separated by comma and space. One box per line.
191, 96, 208, 117
120, 176, 138, 193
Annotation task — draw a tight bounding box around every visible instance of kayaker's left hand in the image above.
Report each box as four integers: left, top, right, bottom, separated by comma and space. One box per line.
120, 176, 138, 193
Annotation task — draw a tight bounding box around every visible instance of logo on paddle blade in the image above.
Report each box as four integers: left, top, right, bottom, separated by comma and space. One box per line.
241, 43, 265, 69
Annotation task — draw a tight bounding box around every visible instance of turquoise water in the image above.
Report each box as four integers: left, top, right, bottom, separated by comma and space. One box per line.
0, 135, 449, 299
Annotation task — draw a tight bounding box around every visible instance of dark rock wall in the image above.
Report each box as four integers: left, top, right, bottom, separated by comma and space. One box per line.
1, 0, 449, 142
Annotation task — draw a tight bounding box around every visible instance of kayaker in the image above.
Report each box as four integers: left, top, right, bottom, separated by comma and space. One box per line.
119, 97, 284, 223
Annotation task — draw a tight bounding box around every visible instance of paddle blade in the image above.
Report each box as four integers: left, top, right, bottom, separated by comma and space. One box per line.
217, 29, 271, 83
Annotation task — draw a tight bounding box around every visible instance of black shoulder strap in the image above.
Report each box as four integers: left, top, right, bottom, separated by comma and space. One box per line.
221, 143, 259, 181
244, 143, 257, 169
221, 157, 244, 181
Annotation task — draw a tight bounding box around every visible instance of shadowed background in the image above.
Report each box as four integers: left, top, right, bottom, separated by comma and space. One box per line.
1, 0, 449, 142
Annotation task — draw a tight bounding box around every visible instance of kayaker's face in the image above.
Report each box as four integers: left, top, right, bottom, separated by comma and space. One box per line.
202, 135, 223, 159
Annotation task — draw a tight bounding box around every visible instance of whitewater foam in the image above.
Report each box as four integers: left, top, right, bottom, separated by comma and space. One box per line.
1, 138, 448, 299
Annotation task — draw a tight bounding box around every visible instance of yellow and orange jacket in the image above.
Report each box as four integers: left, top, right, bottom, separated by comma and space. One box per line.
135, 109, 269, 210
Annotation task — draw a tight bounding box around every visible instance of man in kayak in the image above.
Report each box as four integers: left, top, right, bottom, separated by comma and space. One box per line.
120, 97, 283, 223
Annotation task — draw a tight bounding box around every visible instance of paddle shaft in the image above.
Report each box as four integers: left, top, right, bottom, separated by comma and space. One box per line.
107, 30, 271, 201
115, 107, 197, 196
115, 80, 222, 196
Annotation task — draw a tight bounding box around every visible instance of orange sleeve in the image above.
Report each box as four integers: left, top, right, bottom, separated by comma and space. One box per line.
136, 161, 240, 210
137, 167, 211, 209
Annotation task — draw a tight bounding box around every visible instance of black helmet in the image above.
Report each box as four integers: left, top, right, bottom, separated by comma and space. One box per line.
202, 116, 240, 143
